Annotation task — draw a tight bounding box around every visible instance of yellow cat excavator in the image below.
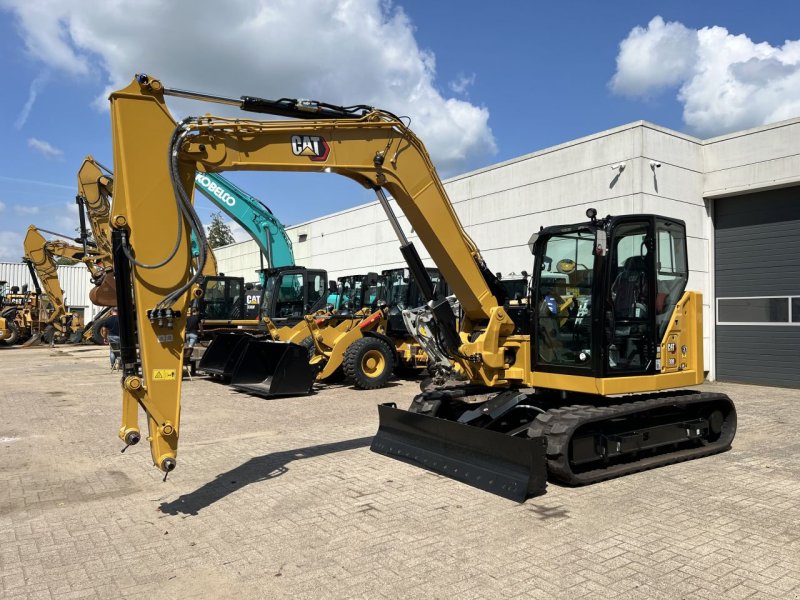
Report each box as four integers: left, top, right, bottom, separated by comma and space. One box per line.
107, 75, 736, 499
21, 225, 112, 344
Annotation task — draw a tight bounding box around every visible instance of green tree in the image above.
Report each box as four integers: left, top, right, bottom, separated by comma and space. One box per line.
206, 212, 235, 248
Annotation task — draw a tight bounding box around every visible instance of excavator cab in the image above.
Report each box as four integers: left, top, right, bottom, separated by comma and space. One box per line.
199, 276, 246, 321
530, 214, 688, 376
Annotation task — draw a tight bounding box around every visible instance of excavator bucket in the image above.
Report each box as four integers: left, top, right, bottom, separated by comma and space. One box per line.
229, 339, 319, 398
371, 403, 549, 502
199, 333, 255, 380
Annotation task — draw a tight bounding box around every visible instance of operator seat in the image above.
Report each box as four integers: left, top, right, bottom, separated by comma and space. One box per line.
611, 256, 648, 319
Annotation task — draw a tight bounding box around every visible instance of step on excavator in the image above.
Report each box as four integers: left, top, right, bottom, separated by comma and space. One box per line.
107, 75, 736, 500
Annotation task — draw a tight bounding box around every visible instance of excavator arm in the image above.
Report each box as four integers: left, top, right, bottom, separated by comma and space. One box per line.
76, 156, 114, 260
109, 74, 511, 472
23, 225, 106, 332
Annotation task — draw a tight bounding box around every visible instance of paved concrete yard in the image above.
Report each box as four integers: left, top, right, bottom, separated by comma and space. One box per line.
1, 345, 799, 599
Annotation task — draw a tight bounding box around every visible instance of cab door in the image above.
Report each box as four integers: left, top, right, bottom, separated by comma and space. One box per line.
603, 218, 657, 376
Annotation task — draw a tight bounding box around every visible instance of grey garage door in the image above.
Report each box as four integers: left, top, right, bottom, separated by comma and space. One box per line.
715, 185, 800, 388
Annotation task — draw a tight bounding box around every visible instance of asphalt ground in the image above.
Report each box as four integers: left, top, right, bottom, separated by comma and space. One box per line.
1, 344, 798, 599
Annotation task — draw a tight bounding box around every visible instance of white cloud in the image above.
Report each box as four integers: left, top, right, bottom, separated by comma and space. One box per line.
27, 137, 63, 160
229, 222, 250, 244
611, 16, 800, 136
14, 72, 49, 129
0, 201, 5, 213
610, 17, 697, 97
55, 202, 80, 232
0, 230, 23, 262
1, 0, 497, 174
449, 73, 476, 95
13, 205, 40, 216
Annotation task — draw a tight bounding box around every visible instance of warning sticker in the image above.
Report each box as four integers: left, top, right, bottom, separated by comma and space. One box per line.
152, 369, 176, 381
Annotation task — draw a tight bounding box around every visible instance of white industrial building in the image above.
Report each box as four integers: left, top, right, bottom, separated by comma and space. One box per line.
216, 117, 800, 387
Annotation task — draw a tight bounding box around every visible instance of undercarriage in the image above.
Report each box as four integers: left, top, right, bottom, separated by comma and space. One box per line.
372, 386, 737, 501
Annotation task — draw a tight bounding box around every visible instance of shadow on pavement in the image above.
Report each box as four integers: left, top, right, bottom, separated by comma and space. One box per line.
159, 436, 373, 515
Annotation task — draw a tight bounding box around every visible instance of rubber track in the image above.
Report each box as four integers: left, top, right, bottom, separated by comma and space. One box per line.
528, 391, 737, 485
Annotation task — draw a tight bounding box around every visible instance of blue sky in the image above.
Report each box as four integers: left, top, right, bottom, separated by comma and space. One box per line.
1, 0, 799, 261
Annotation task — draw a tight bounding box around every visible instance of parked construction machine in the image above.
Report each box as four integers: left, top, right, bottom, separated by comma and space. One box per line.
0, 281, 16, 343
106, 75, 736, 500
1, 260, 63, 345
202, 267, 442, 395
200, 270, 381, 392
21, 225, 108, 344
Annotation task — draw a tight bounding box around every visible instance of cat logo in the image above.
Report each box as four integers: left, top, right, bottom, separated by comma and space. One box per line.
290, 135, 330, 162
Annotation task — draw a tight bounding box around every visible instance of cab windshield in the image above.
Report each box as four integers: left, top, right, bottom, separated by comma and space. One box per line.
534, 229, 595, 369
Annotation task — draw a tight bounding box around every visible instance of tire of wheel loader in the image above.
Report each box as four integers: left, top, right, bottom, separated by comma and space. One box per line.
298, 336, 315, 358
42, 326, 56, 345
90, 317, 110, 345
2, 321, 20, 346
343, 336, 395, 390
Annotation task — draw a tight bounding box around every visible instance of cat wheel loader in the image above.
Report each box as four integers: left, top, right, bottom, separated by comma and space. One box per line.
106, 75, 736, 501
196, 267, 339, 382
201, 271, 384, 395
203, 268, 442, 396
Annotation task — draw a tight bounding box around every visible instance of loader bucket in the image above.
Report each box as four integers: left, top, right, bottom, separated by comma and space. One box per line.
199, 333, 253, 379
229, 339, 319, 398
371, 403, 549, 502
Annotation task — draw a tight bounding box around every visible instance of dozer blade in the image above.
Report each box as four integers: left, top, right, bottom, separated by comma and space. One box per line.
229, 339, 319, 398
199, 333, 254, 379
371, 403, 548, 502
